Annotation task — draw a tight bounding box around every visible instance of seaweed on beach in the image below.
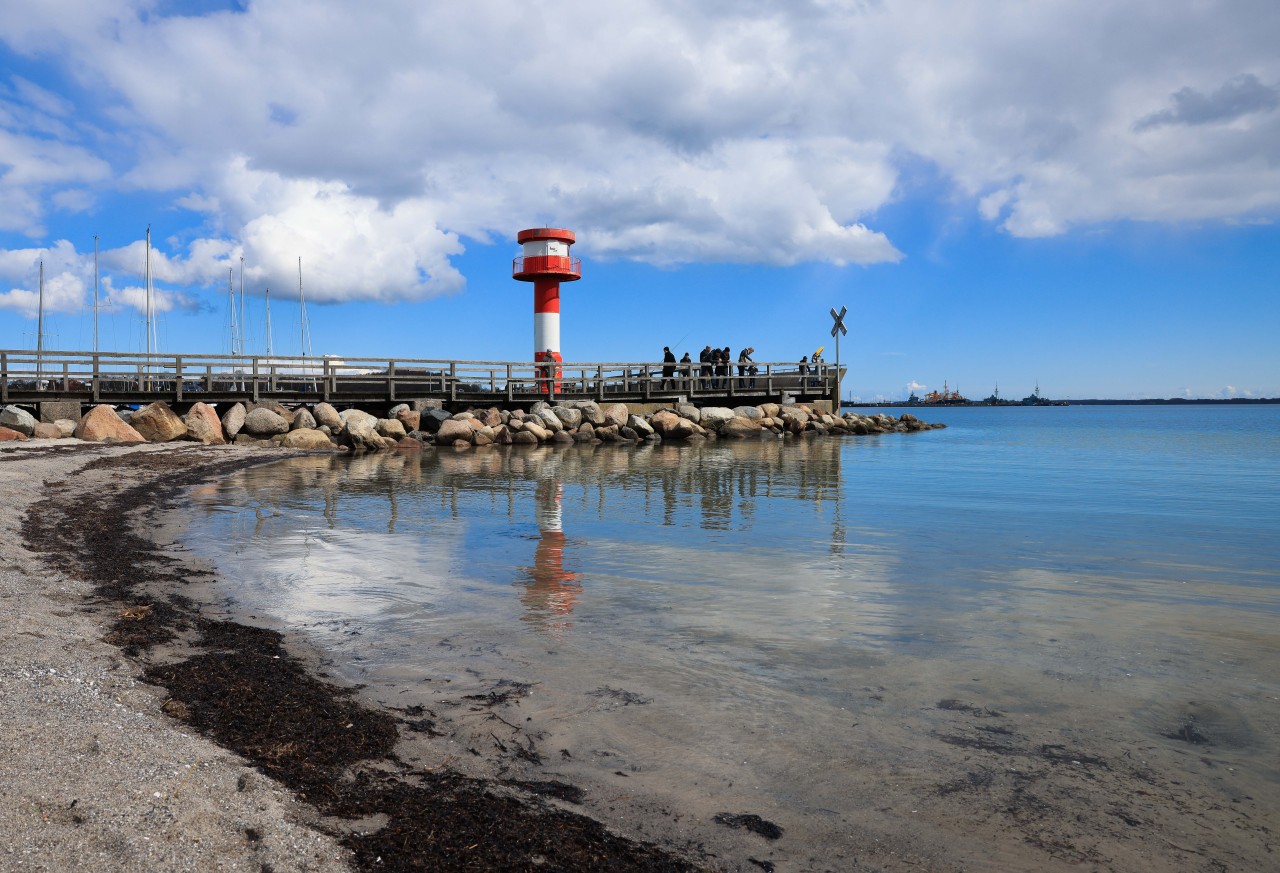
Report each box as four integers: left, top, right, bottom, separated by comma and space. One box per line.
589, 686, 654, 705
22, 447, 713, 873
713, 813, 784, 840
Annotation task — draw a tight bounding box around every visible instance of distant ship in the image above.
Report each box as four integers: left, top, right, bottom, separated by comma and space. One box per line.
910, 380, 969, 405
980, 381, 1068, 406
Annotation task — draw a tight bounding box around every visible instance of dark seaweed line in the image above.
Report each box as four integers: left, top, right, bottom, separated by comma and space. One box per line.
21, 447, 711, 873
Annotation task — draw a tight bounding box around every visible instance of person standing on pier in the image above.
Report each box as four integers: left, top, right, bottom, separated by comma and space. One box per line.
699, 345, 713, 390
738, 347, 754, 388
718, 347, 731, 389
662, 346, 676, 389
680, 352, 692, 388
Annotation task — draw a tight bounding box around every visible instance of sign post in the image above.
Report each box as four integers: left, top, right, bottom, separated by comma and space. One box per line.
830, 306, 847, 408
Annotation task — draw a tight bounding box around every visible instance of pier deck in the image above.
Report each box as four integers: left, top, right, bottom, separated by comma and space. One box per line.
1, 350, 839, 410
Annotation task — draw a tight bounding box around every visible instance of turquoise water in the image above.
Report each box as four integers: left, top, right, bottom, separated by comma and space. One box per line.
184, 405, 1280, 870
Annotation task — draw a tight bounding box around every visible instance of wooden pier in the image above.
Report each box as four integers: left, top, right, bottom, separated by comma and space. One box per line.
1, 349, 840, 410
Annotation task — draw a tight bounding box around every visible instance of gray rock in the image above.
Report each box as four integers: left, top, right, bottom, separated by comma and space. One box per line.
340, 409, 382, 449
388, 403, 410, 419
551, 406, 582, 429
536, 409, 564, 432
243, 408, 290, 437
733, 405, 764, 419
290, 408, 317, 431
698, 407, 736, 429
220, 403, 247, 438
1, 405, 38, 436
576, 401, 606, 426
675, 404, 699, 422
421, 408, 452, 433
627, 414, 654, 437
53, 419, 77, 438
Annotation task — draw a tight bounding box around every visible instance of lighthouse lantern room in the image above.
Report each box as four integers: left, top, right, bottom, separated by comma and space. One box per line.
512, 228, 581, 375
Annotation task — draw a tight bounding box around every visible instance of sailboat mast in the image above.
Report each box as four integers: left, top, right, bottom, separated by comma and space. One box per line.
144, 226, 153, 358
298, 255, 312, 358
238, 256, 246, 355
228, 267, 237, 355
37, 260, 44, 360
93, 235, 99, 354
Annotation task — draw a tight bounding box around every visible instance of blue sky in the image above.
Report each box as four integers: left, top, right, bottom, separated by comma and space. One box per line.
1, 0, 1277, 401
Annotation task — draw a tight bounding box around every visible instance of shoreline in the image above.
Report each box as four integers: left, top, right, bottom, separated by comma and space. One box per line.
5, 440, 1276, 872
9, 442, 715, 872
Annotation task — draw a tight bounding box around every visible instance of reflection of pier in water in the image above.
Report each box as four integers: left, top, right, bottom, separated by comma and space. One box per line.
200, 439, 851, 631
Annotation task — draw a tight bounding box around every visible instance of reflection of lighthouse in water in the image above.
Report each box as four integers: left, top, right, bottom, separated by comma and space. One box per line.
518, 476, 582, 635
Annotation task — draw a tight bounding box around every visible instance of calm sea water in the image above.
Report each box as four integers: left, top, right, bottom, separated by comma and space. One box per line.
183, 405, 1280, 868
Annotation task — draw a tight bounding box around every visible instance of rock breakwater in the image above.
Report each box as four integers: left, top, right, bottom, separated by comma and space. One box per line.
1, 400, 943, 451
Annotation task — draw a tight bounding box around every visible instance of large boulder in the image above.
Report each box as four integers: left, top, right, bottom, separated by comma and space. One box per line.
759, 403, 781, 418
281, 428, 335, 450
312, 402, 343, 431
340, 409, 382, 450
650, 410, 695, 440
603, 403, 629, 428
536, 409, 564, 432
290, 408, 317, 431
627, 414, 654, 437
675, 404, 700, 422
184, 402, 226, 445
53, 419, 77, 438
733, 405, 764, 420
0, 426, 27, 442
220, 403, 247, 438
32, 422, 62, 439
698, 407, 736, 430
75, 406, 145, 443
395, 407, 421, 433
243, 407, 290, 437
421, 408, 452, 434
375, 418, 407, 439
0, 406, 37, 436
131, 402, 187, 442
720, 416, 763, 439
435, 419, 475, 445
248, 401, 294, 423
576, 401, 606, 426
551, 406, 582, 429
523, 420, 551, 442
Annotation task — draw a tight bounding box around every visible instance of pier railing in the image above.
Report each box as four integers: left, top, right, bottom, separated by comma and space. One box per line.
0, 349, 838, 407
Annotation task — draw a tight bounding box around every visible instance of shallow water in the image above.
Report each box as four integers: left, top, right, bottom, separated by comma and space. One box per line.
184, 405, 1280, 870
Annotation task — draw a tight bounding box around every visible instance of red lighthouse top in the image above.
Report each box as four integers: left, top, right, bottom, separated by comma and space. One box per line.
513, 227, 582, 282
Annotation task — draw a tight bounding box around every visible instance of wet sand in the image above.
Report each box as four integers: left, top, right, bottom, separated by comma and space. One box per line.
3, 441, 1277, 872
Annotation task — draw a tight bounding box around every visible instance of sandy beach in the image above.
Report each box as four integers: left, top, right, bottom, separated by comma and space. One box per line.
0, 441, 710, 873
0, 442, 351, 872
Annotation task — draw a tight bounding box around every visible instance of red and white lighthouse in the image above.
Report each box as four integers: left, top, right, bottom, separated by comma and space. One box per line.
512, 228, 581, 368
